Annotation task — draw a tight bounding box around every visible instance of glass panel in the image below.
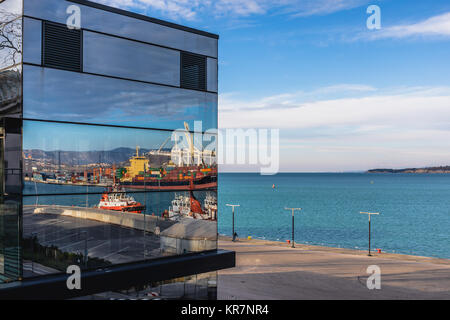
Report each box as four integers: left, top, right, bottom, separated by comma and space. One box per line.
84, 31, 180, 86
1, 0, 22, 118
0, 0, 22, 68
23, 65, 218, 130
207, 58, 218, 93
0, 0, 23, 282
0, 0, 22, 16
0, 202, 21, 283
3, 123, 22, 195
80, 271, 217, 300
0, 65, 21, 117
0, 119, 23, 282
23, 17, 42, 65
23, 194, 154, 276
23, 193, 217, 278
24, 0, 218, 58
23, 120, 218, 196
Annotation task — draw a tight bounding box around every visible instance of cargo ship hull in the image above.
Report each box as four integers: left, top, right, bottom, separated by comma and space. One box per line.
120, 175, 217, 191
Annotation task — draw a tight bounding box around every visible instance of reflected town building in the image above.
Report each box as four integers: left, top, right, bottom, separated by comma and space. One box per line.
0, 0, 233, 299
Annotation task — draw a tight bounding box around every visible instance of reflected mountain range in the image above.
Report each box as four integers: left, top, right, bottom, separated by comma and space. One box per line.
23, 147, 171, 166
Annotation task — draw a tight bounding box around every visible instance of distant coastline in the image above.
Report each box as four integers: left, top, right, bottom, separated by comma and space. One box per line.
367, 166, 450, 174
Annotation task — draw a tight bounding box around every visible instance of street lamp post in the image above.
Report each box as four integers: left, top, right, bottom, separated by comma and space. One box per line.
284, 208, 302, 248
226, 204, 240, 242
81, 230, 88, 268
360, 212, 380, 256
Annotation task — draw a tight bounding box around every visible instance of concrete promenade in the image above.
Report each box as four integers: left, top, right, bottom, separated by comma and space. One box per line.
218, 238, 450, 300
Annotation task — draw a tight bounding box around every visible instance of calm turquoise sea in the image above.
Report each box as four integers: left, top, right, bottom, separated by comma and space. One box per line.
218, 173, 450, 259
24, 173, 450, 259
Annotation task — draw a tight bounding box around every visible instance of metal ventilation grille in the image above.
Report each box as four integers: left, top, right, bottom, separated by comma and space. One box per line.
43, 22, 82, 72
181, 53, 206, 91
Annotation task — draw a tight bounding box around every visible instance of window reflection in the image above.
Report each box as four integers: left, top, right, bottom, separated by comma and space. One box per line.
23, 17, 41, 65
0, 0, 22, 68
21, 120, 218, 277
207, 58, 218, 93
84, 31, 180, 86
0, 0, 23, 283
23, 120, 217, 196
24, 0, 218, 58
23, 192, 217, 278
23, 65, 218, 130
0, 66, 21, 117
0, 202, 21, 282
1, 0, 22, 117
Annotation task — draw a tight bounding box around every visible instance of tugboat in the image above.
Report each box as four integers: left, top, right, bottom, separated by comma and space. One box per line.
96, 185, 145, 214
203, 193, 217, 220
167, 192, 217, 221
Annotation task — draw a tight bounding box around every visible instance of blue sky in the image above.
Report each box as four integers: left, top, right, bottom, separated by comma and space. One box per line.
96, 0, 450, 93
67, 1, 450, 171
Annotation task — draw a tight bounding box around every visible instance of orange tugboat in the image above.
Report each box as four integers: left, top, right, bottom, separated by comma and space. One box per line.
96, 185, 145, 214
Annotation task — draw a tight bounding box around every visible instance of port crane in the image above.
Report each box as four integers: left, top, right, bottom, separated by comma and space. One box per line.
148, 122, 216, 166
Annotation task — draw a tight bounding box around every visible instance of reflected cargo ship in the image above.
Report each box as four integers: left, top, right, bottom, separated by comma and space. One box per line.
118, 147, 217, 191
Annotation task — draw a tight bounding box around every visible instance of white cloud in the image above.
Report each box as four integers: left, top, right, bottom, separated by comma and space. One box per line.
219, 86, 450, 129
288, 0, 368, 17
94, 0, 369, 20
365, 12, 450, 40
219, 85, 450, 171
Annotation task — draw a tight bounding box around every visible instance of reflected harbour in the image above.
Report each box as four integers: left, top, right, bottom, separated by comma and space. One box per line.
1, 0, 220, 290
23, 120, 217, 221
23, 182, 216, 219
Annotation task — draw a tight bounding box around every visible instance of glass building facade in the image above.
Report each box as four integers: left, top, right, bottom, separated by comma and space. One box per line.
0, 0, 233, 299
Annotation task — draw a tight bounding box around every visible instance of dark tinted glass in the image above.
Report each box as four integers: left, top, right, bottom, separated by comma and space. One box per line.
23, 65, 218, 130
84, 31, 180, 86
207, 58, 218, 93
23, 17, 42, 65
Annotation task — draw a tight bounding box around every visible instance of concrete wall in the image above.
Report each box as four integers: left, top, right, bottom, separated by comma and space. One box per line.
160, 236, 216, 255
31, 205, 175, 234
